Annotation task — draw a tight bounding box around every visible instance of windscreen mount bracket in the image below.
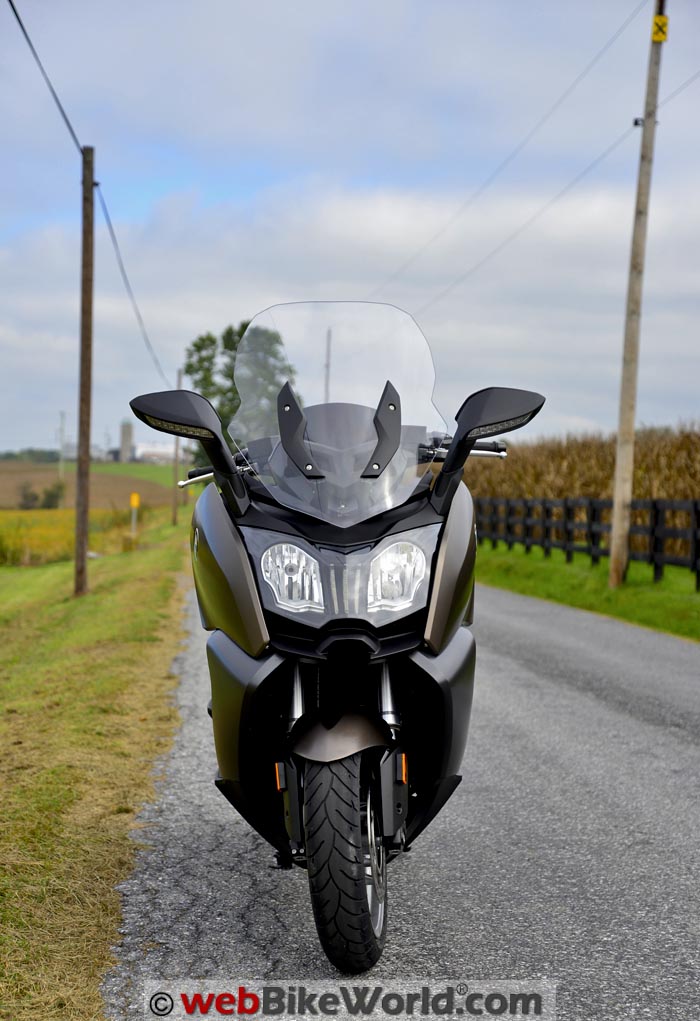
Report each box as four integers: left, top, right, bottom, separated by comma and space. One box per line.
277, 381, 325, 480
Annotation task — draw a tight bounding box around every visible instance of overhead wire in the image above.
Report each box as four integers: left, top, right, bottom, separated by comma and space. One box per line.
95, 186, 173, 388
413, 67, 700, 318
366, 0, 650, 300
5, 0, 82, 155
5, 0, 173, 389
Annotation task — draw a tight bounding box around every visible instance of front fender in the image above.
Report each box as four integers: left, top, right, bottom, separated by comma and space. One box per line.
292, 714, 390, 763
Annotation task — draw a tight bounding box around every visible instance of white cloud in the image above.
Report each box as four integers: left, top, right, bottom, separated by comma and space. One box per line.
2, 0, 699, 452
2, 176, 699, 451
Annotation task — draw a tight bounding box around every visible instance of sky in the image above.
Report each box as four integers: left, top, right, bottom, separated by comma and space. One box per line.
1, 0, 699, 452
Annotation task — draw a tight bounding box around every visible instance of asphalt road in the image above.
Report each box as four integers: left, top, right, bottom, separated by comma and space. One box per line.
102, 585, 700, 1020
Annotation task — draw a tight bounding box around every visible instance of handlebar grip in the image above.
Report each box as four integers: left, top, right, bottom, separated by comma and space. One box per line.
472, 440, 507, 453
187, 465, 214, 480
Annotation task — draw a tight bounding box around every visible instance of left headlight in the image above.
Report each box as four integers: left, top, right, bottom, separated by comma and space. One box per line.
367, 542, 426, 614
261, 543, 324, 613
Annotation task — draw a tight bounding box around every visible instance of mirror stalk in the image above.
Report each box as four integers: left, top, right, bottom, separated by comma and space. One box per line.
430, 386, 545, 517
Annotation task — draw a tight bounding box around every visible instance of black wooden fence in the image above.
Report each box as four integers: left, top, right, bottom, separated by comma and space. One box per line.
474, 497, 700, 590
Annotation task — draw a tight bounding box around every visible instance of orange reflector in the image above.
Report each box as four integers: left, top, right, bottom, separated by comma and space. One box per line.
400, 753, 408, 785
274, 762, 283, 792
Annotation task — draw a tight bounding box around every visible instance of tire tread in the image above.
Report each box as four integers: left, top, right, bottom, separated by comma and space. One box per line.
303, 753, 386, 972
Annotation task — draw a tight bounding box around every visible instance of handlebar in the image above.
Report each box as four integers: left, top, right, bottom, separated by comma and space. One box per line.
187, 465, 214, 480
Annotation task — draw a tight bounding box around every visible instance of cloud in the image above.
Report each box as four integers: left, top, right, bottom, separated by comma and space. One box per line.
2, 0, 699, 451
2, 172, 699, 451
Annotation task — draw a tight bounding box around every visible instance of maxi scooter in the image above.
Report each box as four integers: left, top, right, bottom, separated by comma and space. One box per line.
131, 301, 544, 972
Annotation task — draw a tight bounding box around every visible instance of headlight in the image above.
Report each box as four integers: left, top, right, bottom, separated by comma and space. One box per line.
241, 524, 440, 627
367, 542, 426, 613
260, 543, 324, 612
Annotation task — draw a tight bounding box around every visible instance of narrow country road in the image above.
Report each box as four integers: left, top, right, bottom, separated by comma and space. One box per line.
102, 585, 700, 1020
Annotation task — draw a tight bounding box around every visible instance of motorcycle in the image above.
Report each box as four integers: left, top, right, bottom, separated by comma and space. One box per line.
131, 301, 544, 972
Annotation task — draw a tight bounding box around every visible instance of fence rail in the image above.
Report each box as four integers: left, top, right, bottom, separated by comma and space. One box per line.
474, 497, 700, 590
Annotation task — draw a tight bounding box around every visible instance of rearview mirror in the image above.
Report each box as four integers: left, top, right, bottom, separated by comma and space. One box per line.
453, 386, 545, 443
432, 386, 545, 512
130, 390, 236, 474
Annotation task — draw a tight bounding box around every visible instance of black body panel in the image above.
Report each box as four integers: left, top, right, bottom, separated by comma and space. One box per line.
206, 621, 476, 856
424, 483, 477, 652
239, 483, 442, 548
191, 484, 269, 656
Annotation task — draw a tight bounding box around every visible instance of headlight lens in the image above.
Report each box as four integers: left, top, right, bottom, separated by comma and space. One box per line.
367, 542, 426, 613
241, 524, 440, 627
261, 543, 324, 613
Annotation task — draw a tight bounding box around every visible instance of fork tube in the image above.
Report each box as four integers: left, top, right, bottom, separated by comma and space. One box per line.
379, 662, 400, 732
290, 663, 304, 731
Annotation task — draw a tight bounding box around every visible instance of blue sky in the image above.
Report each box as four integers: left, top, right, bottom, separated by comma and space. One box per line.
2, 0, 699, 451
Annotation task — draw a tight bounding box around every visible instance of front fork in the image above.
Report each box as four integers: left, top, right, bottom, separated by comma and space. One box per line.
274, 661, 408, 866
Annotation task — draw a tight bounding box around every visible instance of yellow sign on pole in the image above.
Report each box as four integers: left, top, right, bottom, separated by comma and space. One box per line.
652, 14, 668, 42
130, 492, 140, 509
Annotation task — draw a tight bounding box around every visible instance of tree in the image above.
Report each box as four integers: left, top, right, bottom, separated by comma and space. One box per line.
184, 322, 297, 465
41, 480, 65, 509
18, 482, 39, 509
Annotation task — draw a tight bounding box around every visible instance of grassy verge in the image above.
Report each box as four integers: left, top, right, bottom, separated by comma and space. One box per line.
0, 511, 189, 1020
475, 542, 700, 642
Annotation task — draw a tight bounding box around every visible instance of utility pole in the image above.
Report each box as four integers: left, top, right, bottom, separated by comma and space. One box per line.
609, 1, 668, 588
324, 328, 332, 404
172, 368, 183, 525
58, 410, 66, 483
74, 146, 95, 597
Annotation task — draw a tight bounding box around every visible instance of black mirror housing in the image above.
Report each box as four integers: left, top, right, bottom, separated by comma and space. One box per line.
454, 387, 545, 442
433, 386, 545, 512
130, 390, 236, 474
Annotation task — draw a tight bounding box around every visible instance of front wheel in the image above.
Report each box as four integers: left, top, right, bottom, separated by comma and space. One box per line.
303, 752, 387, 972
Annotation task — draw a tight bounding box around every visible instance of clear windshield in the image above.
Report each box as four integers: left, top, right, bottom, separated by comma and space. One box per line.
228, 302, 447, 528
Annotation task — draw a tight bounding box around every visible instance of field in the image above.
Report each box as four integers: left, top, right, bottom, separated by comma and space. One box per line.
72, 461, 176, 488
0, 510, 189, 1021
0, 460, 176, 510
0, 508, 140, 566
464, 424, 700, 500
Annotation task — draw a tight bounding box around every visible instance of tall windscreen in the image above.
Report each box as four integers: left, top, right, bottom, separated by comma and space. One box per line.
228, 301, 447, 528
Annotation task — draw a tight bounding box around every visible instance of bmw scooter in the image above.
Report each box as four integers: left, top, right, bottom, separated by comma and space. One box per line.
131, 301, 544, 972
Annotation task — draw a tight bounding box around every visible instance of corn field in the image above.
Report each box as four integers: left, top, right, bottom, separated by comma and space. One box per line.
465, 425, 700, 563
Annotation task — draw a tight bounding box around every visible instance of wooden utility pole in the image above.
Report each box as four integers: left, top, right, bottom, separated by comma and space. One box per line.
74, 146, 95, 596
172, 368, 183, 525
58, 410, 66, 482
609, 1, 668, 588
324, 328, 332, 404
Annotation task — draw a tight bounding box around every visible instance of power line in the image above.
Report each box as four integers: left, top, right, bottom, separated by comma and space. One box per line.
658, 67, 700, 107
5, 0, 82, 154
413, 127, 636, 316
96, 186, 173, 389
413, 67, 700, 318
5, 0, 173, 389
367, 0, 650, 300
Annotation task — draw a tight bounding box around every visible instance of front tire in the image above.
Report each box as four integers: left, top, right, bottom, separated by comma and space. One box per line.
303, 752, 387, 972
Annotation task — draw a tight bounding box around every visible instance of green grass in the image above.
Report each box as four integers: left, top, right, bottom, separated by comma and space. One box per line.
0, 511, 189, 1020
65, 460, 174, 487
475, 542, 700, 642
